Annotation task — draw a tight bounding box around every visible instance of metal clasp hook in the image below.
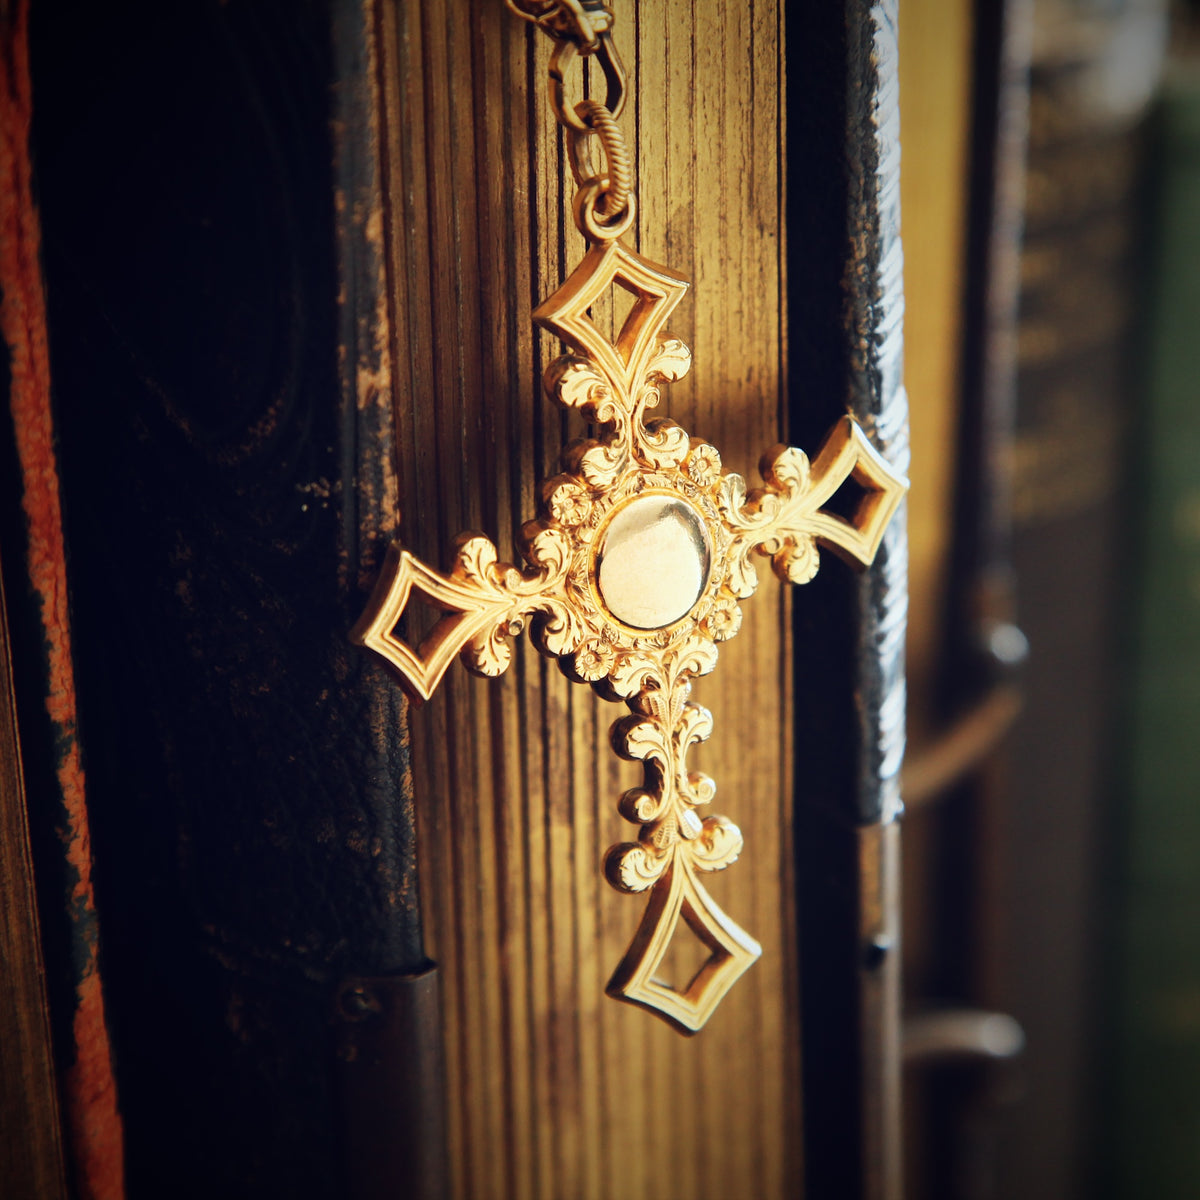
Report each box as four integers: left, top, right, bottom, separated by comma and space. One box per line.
506, 0, 613, 49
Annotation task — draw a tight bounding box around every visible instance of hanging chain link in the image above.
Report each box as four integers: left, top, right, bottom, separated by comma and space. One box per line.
507, 0, 634, 241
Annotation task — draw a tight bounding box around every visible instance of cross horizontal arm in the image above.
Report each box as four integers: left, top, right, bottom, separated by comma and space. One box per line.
350, 530, 578, 702
720, 415, 909, 597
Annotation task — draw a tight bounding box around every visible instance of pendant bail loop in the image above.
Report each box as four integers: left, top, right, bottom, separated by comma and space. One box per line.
567, 98, 634, 239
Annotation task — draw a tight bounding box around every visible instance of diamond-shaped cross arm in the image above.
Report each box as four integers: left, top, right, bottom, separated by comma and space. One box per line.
351, 529, 578, 703
719, 415, 909, 598
605, 859, 763, 1035
532, 238, 689, 400
599, 647, 760, 1032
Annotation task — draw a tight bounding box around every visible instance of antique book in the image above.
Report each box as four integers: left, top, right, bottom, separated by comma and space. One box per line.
1104, 59, 1200, 1200
987, 3, 1165, 1196
18, 3, 423, 1196
902, 2, 1168, 1197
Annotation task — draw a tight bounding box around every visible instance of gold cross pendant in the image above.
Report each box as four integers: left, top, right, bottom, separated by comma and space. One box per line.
352, 233, 907, 1033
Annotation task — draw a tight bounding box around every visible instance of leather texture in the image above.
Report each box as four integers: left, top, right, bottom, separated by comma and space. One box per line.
787, 2, 908, 1197
26, 2, 424, 1195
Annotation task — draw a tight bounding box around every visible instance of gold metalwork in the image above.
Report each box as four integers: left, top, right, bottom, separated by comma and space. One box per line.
353, 2, 908, 1033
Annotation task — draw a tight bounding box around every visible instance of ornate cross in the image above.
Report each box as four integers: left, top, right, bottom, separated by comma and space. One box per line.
353, 4, 908, 1034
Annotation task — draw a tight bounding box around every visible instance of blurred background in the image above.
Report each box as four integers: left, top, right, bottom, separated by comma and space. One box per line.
899, 0, 1200, 1195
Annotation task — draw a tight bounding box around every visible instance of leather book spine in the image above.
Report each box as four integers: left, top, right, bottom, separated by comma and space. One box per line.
787, 2, 909, 1196
21, 2, 429, 1194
